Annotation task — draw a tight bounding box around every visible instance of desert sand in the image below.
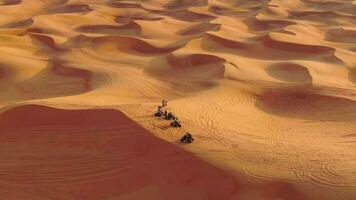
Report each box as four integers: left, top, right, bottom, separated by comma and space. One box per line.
0, 0, 356, 199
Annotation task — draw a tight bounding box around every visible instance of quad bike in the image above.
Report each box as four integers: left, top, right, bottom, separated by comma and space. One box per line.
165, 112, 175, 120
154, 106, 164, 117
154, 110, 163, 117
170, 120, 181, 127
181, 133, 194, 143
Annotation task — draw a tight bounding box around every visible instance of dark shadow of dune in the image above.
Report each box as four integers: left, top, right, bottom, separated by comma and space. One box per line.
0, 0, 21, 5
325, 28, 356, 43
29, 33, 58, 51
144, 54, 225, 94
348, 68, 356, 85
343, 133, 356, 138
276, 30, 297, 35
300, 0, 356, 15
165, 9, 216, 22
0, 104, 240, 199
255, 87, 356, 122
115, 15, 163, 24
260, 181, 310, 200
176, 23, 221, 36
205, 33, 248, 49
51, 60, 92, 90
200, 34, 341, 62
164, 0, 207, 9
76, 22, 142, 36
290, 11, 341, 18
60, 34, 92, 48
1, 18, 33, 28
262, 35, 333, 54
92, 36, 182, 55
146, 53, 226, 80
262, 35, 338, 56
245, 18, 295, 31
108, 1, 143, 8
23, 28, 44, 35
208, 5, 249, 16
300, 0, 343, 9
266, 63, 312, 84
0, 104, 311, 200
15, 60, 94, 101
220, 0, 268, 8
48, 0, 68, 5
167, 53, 226, 68
47, 4, 92, 14
289, 11, 356, 25
0, 67, 5, 79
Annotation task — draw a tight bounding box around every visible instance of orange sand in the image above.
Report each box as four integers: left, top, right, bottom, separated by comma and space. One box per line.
0, 0, 356, 199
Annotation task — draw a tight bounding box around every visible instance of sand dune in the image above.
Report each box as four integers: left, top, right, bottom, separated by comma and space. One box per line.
29, 33, 58, 51
48, 4, 92, 14
1, 0, 356, 199
77, 23, 142, 36
0, 0, 21, 5
348, 68, 356, 84
0, 104, 313, 200
163, 0, 207, 9
165, 10, 216, 22
146, 53, 226, 81
115, 14, 163, 24
176, 22, 221, 36
93, 36, 181, 55
325, 28, 356, 43
208, 5, 247, 16
255, 87, 356, 121
108, 1, 143, 9
204, 33, 248, 49
245, 18, 295, 31
0, 105, 240, 199
168, 53, 226, 68
265, 63, 312, 84
262, 35, 334, 54
1, 18, 33, 28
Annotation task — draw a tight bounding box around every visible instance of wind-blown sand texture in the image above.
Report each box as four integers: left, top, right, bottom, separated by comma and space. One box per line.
0, 0, 356, 199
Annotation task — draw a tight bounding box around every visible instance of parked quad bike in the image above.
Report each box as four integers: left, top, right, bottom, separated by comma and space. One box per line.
170, 120, 181, 127
165, 112, 175, 120
154, 111, 163, 117
181, 133, 194, 143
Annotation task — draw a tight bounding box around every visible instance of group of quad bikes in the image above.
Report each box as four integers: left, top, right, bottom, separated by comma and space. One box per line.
154, 105, 194, 144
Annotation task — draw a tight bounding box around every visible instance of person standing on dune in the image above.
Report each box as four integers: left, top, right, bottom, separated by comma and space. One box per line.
162, 99, 167, 108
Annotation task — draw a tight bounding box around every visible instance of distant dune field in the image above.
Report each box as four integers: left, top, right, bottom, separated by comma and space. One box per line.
1, 0, 356, 199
